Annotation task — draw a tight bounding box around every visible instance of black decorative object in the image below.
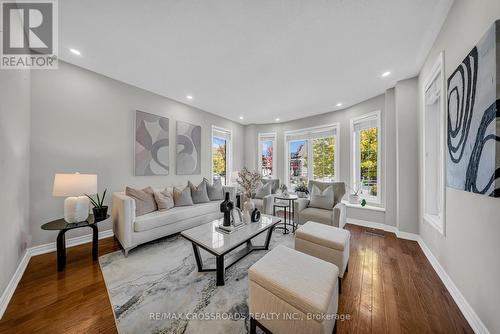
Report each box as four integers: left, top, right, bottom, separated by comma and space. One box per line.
251, 208, 261, 222
447, 21, 500, 197
92, 206, 108, 221
220, 192, 234, 226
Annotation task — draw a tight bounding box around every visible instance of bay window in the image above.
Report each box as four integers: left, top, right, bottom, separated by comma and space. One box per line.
351, 111, 381, 203
285, 125, 338, 189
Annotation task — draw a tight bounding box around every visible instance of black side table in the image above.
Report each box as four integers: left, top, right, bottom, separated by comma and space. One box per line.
41, 214, 109, 271
273, 194, 299, 233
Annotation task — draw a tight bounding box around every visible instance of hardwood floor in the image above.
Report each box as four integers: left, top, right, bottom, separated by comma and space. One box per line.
0, 224, 473, 334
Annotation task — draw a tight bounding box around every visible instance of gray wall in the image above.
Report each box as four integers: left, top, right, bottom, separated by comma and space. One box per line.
395, 78, 419, 233
244, 93, 393, 225
384, 88, 397, 227
0, 70, 31, 297
418, 0, 500, 332
29, 61, 245, 246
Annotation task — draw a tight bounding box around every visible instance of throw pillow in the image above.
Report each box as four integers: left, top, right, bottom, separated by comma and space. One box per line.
205, 178, 224, 201
154, 189, 175, 211
309, 184, 335, 210
188, 180, 210, 203
173, 185, 194, 207
125, 186, 158, 216
254, 181, 272, 199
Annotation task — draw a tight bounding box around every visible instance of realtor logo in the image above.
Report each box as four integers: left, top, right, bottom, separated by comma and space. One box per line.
1, 0, 58, 69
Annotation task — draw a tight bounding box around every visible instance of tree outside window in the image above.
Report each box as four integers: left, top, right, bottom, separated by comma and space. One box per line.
261, 140, 273, 177
212, 137, 227, 184
313, 137, 335, 182
359, 128, 377, 196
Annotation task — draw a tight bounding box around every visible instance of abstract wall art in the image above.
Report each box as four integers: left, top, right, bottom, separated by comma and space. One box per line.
447, 21, 500, 197
135, 110, 169, 176
176, 120, 201, 175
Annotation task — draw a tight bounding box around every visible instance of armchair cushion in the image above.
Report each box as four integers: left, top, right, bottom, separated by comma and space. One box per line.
297, 207, 334, 226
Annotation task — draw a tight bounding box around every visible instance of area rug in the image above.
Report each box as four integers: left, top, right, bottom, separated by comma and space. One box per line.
99, 229, 294, 334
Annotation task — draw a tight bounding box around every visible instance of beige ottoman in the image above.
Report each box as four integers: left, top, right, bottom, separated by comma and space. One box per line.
248, 245, 339, 334
295, 221, 350, 293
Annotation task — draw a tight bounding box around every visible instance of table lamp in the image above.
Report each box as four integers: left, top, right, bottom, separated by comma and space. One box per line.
53, 173, 97, 223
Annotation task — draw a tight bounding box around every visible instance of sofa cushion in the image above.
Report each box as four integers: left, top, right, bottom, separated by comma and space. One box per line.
299, 207, 333, 226
254, 181, 272, 199
309, 184, 334, 209
188, 180, 210, 203
173, 186, 194, 207
154, 189, 175, 211
296, 221, 350, 251
205, 178, 224, 201
134, 201, 219, 232
249, 245, 338, 315
125, 186, 158, 217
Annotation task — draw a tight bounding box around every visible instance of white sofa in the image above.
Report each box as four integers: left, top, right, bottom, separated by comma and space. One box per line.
112, 186, 235, 256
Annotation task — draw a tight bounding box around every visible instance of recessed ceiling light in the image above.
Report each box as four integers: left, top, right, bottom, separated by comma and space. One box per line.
239, 116, 244, 120
336, 102, 343, 107
186, 95, 193, 100
275, 118, 280, 122
381, 71, 391, 77
69, 48, 81, 56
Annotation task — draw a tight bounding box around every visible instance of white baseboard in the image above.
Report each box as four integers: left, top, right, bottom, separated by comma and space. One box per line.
346, 218, 489, 334
417, 238, 489, 334
0, 229, 114, 320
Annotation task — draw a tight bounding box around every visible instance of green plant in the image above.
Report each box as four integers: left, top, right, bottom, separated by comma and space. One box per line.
294, 184, 309, 194
86, 189, 107, 209
361, 199, 367, 207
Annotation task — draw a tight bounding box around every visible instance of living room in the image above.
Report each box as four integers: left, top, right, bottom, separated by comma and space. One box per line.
0, 0, 499, 333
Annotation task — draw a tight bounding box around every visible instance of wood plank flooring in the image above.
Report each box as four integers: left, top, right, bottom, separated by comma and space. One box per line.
0, 224, 473, 334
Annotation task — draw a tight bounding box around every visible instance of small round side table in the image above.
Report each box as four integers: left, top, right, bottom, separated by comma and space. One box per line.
41, 214, 109, 271
273, 194, 298, 234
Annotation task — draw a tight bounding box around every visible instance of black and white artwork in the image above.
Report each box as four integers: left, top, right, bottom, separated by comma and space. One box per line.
135, 110, 169, 176
447, 21, 500, 197
176, 120, 201, 175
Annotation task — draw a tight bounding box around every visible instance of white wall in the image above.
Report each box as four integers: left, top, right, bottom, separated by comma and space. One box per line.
29, 61, 245, 246
418, 1, 500, 332
244, 93, 393, 225
0, 70, 31, 297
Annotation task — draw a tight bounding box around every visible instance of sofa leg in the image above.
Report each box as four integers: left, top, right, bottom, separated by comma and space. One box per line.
123, 248, 131, 257
332, 319, 337, 334
345, 262, 349, 273
338, 277, 342, 294
250, 317, 256, 334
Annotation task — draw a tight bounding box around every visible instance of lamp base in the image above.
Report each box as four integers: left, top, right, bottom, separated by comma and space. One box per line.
64, 196, 90, 223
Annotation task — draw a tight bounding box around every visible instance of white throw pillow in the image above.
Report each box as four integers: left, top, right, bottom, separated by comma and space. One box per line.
309, 184, 334, 210
254, 181, 272, 199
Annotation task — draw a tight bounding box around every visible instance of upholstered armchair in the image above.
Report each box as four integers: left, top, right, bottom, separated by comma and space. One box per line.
247, 178, 280, 215
293, 181, 346, 228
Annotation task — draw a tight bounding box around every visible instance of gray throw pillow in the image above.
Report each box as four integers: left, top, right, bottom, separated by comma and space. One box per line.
188, 180, 210, 204
254, 181, 272, 199
154, 189, 175, 211
205, 178, 224, 201
309, 184, 335, 210
125, 186, 158, 216
173, 186, 194, 207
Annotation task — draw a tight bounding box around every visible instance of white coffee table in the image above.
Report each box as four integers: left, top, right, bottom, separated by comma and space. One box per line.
181, 215, 281, 286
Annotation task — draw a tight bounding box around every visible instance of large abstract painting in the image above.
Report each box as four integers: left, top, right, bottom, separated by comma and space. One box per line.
447, 21, 500, 197
135, 110, 169, 176
176, 120, 201, 175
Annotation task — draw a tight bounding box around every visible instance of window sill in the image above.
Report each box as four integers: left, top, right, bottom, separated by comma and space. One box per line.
341, 200, 386, 212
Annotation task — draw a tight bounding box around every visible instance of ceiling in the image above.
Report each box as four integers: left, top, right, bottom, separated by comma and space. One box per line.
59, 0, 453, 124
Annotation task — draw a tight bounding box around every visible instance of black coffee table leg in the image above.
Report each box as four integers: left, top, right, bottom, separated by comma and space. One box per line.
56, 230, 67, 272
91, 224, 99, 261
216, 255, 225, 286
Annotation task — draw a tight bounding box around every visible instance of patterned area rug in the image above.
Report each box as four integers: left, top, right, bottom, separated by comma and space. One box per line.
99, 229, 294, 334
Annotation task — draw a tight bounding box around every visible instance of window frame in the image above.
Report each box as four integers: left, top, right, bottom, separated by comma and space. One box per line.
257, 132, 277, 178
350, 110, 382, 204
422, 51, 446, 236
211, 125, 233, 185
283, 123, 340, 188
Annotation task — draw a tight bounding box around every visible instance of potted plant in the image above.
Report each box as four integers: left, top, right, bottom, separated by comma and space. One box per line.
294, 184, 309, 198
236, 167, 262, 223
348, 183, 361, 204
86, 189, 108, 221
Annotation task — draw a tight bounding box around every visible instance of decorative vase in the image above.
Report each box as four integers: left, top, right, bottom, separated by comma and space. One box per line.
348, 194, 360, 204
242, 198, 255, 223
92, 206, 108, 221
220, 192, 234, 226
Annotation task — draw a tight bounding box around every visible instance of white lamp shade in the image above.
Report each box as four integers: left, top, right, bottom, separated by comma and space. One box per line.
53, 173, 97, 197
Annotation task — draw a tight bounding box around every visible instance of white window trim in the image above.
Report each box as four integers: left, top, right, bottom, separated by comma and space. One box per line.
211, 125, 233, 185
350, 110, 382, 205
257, 132, 277, 178
283, 123, 340, 188
422, 51, 446, 236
